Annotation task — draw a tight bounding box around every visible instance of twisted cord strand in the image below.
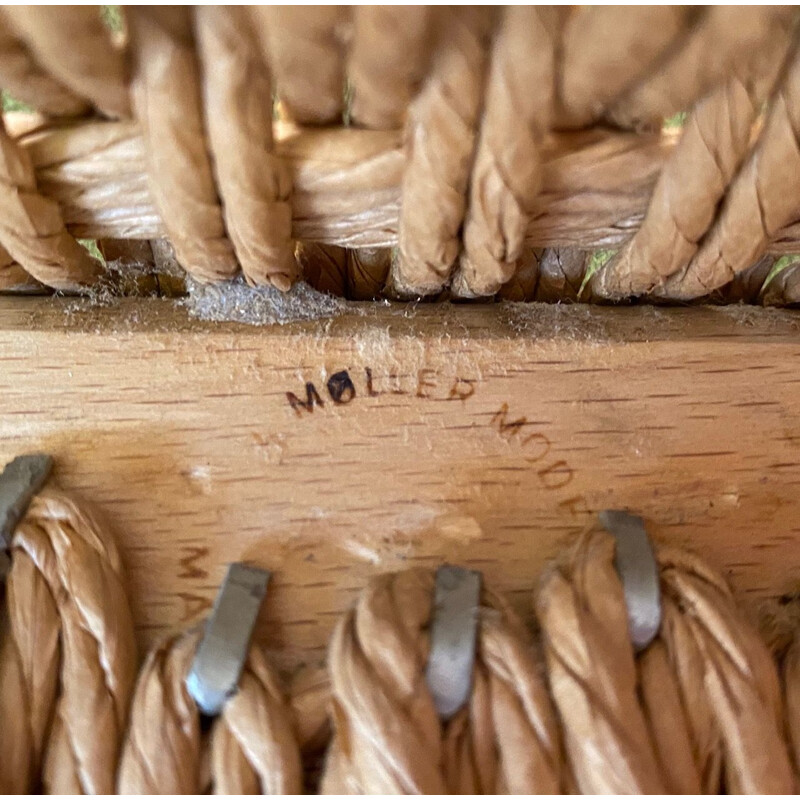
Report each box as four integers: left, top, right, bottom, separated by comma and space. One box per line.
212, 647, 303, 794
288, 663, 332, 756
534, 249, 587, 303
390, 7, 494, 297
596, 78, 762, 298
556, 6, 694, 130
453, 7, 557, 298
128, 7, 237, 284
536, 529, 795, 794
194, 6, 297, 290
348, 7, 435, 131
0, 243, 42, 291
252, 6, 350, 127
610, 7, 797, 130
0, 490, 137, 794
0, 119, 102, 290
658, 547, 794, 793
595, 23, 795, 299
1, 5, 129, 119
638, 639, 702, 793
0, 6, 798, 301
346, 247, 390, 300
117, 628, 303, 793
0, 12, 89, 117
535, 529, 665, 793
248, 8, 351, 290
655, 46, 800, 299
321, 568, 562, 793
298, 242, 348, 298
783, 634, 800, 779
321, 570, 443, 794
341, 7, 436, 296
116, 630, 202, 793
496, 247, 540, 301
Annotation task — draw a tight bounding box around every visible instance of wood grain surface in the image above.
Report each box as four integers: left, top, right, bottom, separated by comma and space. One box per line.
1, 297, 799, 671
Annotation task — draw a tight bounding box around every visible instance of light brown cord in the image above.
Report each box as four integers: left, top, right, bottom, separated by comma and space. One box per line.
536, 529, 665, 793
658, 547, 794, 793
783, 634, 800, 778
656, 46, 800, 299
536, 527, 794, 794
321, 568, 562, 793
348, 7, 435, 131
194, 6, 297, 290
638, 639, 702, 793
214, 646, 303, 794
0, 14, 89, 117
1, 5, 129, 119
0, 486, 795, 793
0, 489, 137, 793
452, 7, 556, 298
556, 6, 693, 129
0, 6, 799, 303
128, 7, 237, 284
0, 120, 102, 290
610, 7, 796, 130
15, 118, 680, 254
390, 7, 494, 297
596, 78, 768, 298
287, 664, 333, 792
289, 663, 332, 756
341, 8, 435, 302
0, 244, 42, 292
117, 627, 303, 794
253, 6, 350, 126
596, 24, 794, 299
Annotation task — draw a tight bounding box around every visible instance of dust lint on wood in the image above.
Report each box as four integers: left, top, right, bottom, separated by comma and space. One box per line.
706, 303, 800, 330
184, 277, 350, 326
498, 301, 613, 341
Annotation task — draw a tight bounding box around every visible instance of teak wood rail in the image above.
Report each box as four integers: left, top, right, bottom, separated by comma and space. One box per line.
1, 297, 798, 671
